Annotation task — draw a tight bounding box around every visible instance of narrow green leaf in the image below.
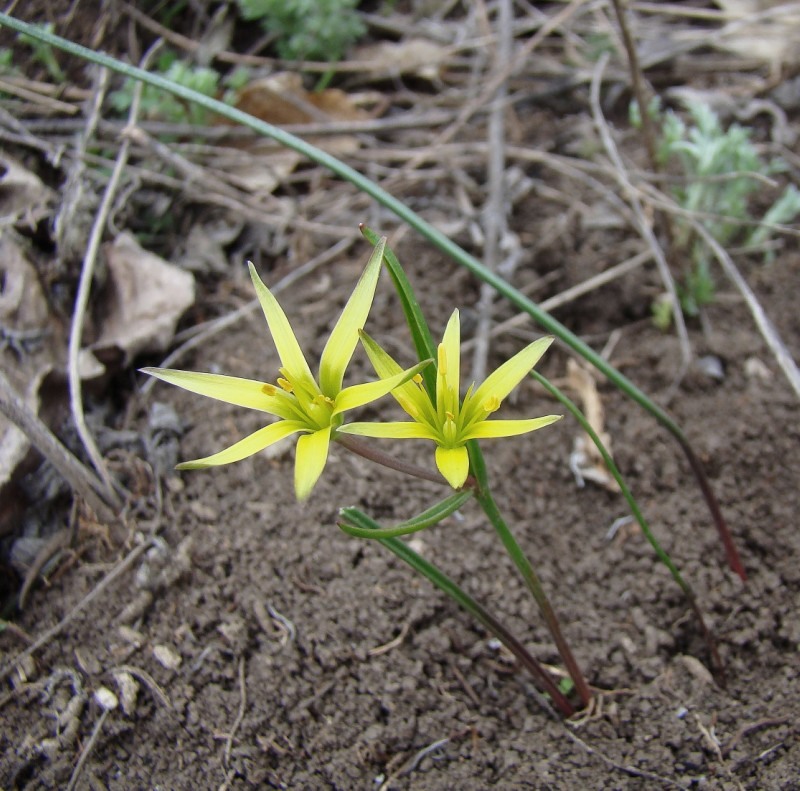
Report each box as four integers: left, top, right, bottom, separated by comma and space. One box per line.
338, 491, 472, 539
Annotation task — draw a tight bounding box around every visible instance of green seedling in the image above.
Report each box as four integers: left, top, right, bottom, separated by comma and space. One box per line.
633, 99, 800, 324
110, 52, 239, 128
236, 0, 366, 62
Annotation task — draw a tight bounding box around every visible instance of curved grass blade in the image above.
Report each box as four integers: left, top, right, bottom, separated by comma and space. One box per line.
338, 491, 473, 539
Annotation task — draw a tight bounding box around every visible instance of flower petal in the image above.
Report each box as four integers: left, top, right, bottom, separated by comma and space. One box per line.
176, 420, 306, 469
338, 421, 438, 440
434, 445, 470, 489
462, 414, 562, 440
333, 360, 431, 415
142, 368, 293, 417
467, 336, 554, 423
294, 425, 332, 500
359, 330, 434, 421
318, 238, 385, 398
437, 309, 461, 417
248, 262, 316, 389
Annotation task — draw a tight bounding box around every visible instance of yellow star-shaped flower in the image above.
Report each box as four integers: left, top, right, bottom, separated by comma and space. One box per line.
340, 309, 561, 488
143, 239, 428, 500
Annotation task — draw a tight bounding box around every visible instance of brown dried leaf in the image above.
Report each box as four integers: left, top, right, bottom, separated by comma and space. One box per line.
565, 358, 620, 493
84, 233, 195, 375
0, 155, 54, 229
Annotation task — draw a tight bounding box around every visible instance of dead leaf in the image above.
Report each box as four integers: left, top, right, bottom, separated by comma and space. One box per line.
565, 358, 620, 492
175, 215, 244, 275
0, 155, 54, 230
234, 72, 369, 125
352, 38, 448, 82
83, 233, 195, 376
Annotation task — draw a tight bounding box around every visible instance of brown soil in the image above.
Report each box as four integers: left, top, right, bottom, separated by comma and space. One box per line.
1, 3, 799, 790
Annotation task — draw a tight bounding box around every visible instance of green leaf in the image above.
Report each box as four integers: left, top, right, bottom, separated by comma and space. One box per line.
338, 490, 473, 539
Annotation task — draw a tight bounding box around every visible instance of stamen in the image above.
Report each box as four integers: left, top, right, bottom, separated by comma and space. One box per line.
261, 383, 278, 396
277, 377, 293, 393
412, 373, 423, 387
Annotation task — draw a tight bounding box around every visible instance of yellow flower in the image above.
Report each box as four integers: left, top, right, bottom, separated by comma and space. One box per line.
143, 239, 428, 500
339, 309, 561, 489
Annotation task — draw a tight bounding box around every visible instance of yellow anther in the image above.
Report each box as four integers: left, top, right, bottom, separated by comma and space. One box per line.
277, 377, 293, 393
314, 394, 335, 407
483, 395, 501, 413
412, 373, 423, 387
445, 410, 456, 422
261, 383, 278, 396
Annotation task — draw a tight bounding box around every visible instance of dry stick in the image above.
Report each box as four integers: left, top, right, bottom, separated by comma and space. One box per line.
66, 64, 121, 506
399, 0, 589, 175
610, 0, 659, 173
688, 216, 800, 399
0, 536, 155, 681
139, 237, 356, 398
67, 42, 164, 510
472, 0, 513, 385
589, 53, 692, 385
63, 81, 118, 506
65, 708, 110, 791
0, 371, 114, 522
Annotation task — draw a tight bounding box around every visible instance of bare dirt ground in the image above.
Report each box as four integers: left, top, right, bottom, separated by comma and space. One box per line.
1, 2, 799, 789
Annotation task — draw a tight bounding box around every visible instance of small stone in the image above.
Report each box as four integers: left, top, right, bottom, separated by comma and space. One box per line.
94, 686, 119, 711
153, 644, 182, 670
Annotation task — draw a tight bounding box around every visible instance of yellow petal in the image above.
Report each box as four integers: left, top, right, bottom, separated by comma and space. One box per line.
462, 414, 562, 440
437, 309, 461, 417
333, 360, 431, 415
434, 445, 470, 489
338, 421, 438, 440
359, 330, 434, 422
319, 238, 385, 398
467, 336, 554, 424
142, 368, 295, 418
248, 262, 316, 390
176, 420, 306, 469
294, 425, 332, 500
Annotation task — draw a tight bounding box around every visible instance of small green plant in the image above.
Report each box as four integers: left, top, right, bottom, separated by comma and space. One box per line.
109, 51, 245, 128
632, 99, 800, 324
236, 0, 366, 62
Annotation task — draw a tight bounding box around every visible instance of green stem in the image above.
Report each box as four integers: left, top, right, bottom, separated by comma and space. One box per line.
531, 370, 725, 684
467, 442, 593, 708
0, 14, 744, 580
340, 509, 575, 717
